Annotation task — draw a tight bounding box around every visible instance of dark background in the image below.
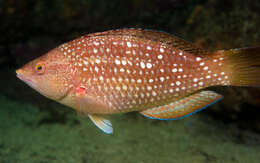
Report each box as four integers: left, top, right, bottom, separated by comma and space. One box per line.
1, 0, 260, 137
1, 0, 260, 162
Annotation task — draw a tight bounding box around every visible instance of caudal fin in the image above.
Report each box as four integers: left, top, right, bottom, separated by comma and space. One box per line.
220, 46, 260, 86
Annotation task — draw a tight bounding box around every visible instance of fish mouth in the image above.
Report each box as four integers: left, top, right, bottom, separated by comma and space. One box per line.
16, 69, 36, 88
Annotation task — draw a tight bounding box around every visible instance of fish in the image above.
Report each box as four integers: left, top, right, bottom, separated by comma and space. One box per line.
16, 29, 260, 134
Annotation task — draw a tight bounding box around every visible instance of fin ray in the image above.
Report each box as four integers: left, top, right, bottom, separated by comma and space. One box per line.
140, 91, 223, 120
88, 114, 113, 134
87, 28, 209, 56
219, 46, 260, 86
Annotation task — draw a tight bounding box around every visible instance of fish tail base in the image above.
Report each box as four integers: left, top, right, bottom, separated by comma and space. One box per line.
219, 46, 260, 86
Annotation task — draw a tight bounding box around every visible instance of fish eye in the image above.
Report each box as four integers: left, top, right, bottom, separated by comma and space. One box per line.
34, 62, 45, 74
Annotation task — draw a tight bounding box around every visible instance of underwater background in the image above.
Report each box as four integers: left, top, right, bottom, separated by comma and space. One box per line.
1, 0, 260, 162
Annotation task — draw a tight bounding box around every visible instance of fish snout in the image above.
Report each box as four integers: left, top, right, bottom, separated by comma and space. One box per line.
16, 69, 29, 82
16, 69, 23, 75
16, 69, 24, 80
16, 68, 36, 88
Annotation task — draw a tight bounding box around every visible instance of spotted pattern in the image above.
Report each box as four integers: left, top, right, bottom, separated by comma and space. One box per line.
58, 29, 230, 114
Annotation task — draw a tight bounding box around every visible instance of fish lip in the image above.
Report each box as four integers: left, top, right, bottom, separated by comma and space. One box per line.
16, 73, 36, 88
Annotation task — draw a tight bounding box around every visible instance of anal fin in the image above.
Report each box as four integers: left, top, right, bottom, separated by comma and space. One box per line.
140, 90, 223, 120
88, 114, 113, 134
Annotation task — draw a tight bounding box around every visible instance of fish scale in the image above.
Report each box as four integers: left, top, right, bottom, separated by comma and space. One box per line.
16, 29, 260, 134
58, 30, 228, 113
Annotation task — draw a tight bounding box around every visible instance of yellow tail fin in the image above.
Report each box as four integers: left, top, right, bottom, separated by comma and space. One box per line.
220, 46, 260, 86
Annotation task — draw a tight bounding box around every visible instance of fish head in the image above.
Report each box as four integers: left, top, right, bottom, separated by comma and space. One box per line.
16, 48, 72, 101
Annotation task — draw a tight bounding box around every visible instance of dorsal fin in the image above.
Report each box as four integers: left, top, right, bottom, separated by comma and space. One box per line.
86, 28, 209, 56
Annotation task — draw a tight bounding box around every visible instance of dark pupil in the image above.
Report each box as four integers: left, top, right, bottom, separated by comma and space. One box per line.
37, 65, 42, 71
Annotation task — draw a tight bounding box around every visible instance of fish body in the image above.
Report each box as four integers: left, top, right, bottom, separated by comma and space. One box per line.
16, 29, 260, 134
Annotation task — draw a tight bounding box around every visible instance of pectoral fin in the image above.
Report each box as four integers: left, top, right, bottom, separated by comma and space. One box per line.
88, 114, 113, 134
140, 90, 223, 120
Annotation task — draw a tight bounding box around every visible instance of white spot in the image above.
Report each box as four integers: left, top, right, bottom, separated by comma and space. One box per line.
160, 47, 165, 53
176, 81, 181, 86
206, 75, 211, 79
221, 72, 225, 75
147, 46, 152, 50
152, 91, 157, 96
175, 88, 180, 91
218, 77, 222, 81
106, 48, 110, 53
126, 51, 131, 54
179, 52, 183, 56
140, 62, 146, 69
127, 42, 132, 48
93, 48, 98, 53
127, 60, 133, 66
178, 68, 183, 72
181, 87, 186, 90
116, 86, 121, 91
96, 59, 101, 64
95, 66, 99, 72
115, 59, 121, 65
200, 62, 205, 66
193, 78, 198, 82
94, 41, 99, 46
99, 76, 104, 81
172, 68, 177, 72
196, 57, 202, 61
123, 85, 127, 90
120, 68, 125, 72
158, 54, 163, 59
213, 59, 218, 62
137, 79, 142, 83
83, 68, 87, 71
169, 89, 174, 93
132, 50, 136, 55
122, 60, 127, 65
160, 77, 165, 82
203, 66, 208, 70
199, 81, 204, 86
114, 68, 117, 73
160, 68, 164, 73
147, 63, 152, 69
149, 79, 154, 83
147, 86, 152, 91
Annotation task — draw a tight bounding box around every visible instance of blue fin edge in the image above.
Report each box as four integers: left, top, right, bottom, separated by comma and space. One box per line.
141, 97, 224, 121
